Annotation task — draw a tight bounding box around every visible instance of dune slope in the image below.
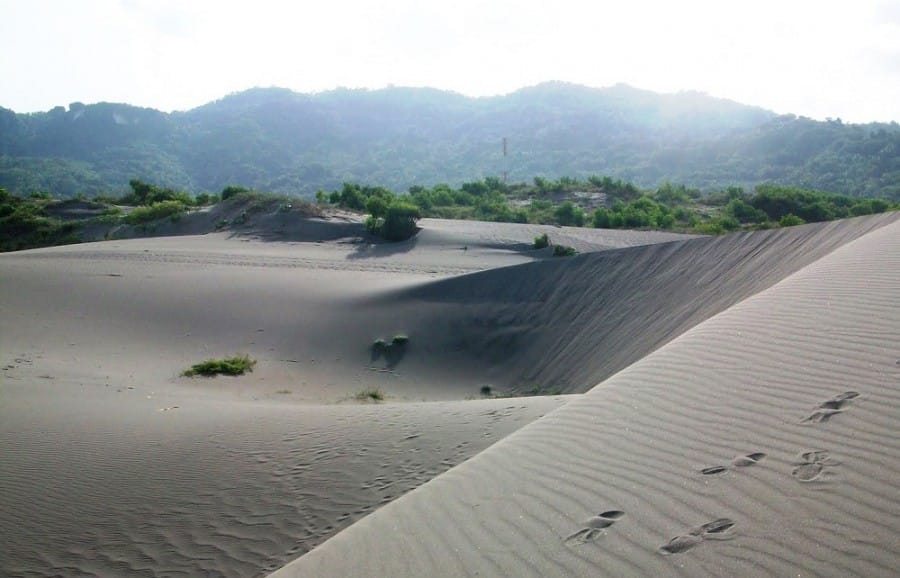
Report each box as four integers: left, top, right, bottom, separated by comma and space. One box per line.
373, 213, 898, 394
272, 216, 900, 577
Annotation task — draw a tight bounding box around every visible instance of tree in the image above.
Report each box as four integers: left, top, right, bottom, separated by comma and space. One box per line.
554, 201, 585, 226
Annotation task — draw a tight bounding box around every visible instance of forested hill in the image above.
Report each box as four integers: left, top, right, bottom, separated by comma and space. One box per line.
1, 82, 899, 199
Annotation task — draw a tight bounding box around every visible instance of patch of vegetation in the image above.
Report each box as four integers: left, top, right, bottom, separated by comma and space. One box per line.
125, 200, 187, 225
480, 385, 493, 397
355, 388, 385, 402
363, 190, 422, 241
0, 188, 82, 251
533, 233, 550, 249
370, 334, 410, 369
182, 354, 256, 377
552, 244, 577, 257
317, 175, 899, 237
119, 179, 194, 207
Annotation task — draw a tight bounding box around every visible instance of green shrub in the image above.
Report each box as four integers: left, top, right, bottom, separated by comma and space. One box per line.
221, 185, 251, 201
125, 200, 186, 225
480, 385, 493, 397
552, 244, 577, 257
380, 202, 421, 241
182, 354, 256, 377
779, 214, 806, 227
355, 388, 385, 402
391, 334, 409, 346
533, 233, 550, 249
194, 192, 218, 206
554, 201, 585, 226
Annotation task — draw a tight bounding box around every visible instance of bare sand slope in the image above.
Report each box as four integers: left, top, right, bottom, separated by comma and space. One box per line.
272, 217, 900, 577
0, 385, 567, 578
0, 222, 689, 403
370, 213, 899, 394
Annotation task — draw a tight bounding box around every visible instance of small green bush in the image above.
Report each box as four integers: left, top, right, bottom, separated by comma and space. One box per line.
355, 388, 385, 402
125, 200, 186, 225
533, 233, 550, 249
381, 202, 421, 241
391, 334, 409, 346
779, 214, 806, 227
182, 354, 256, 377
552, 244, 577, 257
480, 385, 493, 397
221, 185, 251, 201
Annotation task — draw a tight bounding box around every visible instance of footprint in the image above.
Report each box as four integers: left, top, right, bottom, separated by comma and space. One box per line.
659, 533, 703, 554
731, 452, 766, 468
819, 391, 859, 410
700, 452, 766, 475
803, 392, 859, 423
698, 518, 736, 538
803, 409, 843, 423
792, 462, 824, 482
659, 518, 736, 555
792, 450, 839, 482
564, 510, 625, 546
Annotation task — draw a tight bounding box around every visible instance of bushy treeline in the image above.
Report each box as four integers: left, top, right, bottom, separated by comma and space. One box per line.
4, 174, 898, 252
315, 176, 899, 236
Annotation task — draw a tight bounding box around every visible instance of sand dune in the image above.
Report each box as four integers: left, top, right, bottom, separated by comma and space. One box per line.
2, 214, 898, 578
271, 215, 900, 577
0, 220, 682, 577
372, 212, 898, 394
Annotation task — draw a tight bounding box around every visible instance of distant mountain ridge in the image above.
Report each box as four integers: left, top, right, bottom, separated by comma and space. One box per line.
1, 82, 898, 199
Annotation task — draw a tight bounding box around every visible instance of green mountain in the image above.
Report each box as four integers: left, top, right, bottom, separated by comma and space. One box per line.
2, 82, 899, 199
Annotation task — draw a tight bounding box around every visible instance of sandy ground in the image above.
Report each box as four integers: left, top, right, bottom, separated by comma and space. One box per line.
0, 219, 684, 577
273, 213, 900, 578
2, 214, 898, 577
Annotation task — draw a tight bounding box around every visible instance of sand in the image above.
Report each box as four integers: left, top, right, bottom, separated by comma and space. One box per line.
0, 219, 681, 577
272, 213, 900, 578
2, 213, 898, 577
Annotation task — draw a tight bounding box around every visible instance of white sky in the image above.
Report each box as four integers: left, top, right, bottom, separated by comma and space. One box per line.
1, 0, 899, 123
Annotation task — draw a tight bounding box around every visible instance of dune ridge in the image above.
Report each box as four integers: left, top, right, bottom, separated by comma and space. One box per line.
373, 212, 899, 394
271, 217, 900, 577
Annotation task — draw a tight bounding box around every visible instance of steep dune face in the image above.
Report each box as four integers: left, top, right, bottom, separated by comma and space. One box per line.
372, 212, 899, 394
271, 214, 900, 578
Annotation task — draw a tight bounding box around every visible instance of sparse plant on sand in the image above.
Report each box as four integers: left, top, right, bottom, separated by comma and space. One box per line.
480, 385, 493, 397
182, 354, 256, 377
552, 244, 577, 257
533, 233, 550, 249
355, 388, 385, 402
370, 334, 410, 369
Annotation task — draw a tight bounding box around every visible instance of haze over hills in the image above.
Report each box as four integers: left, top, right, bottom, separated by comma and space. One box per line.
1, 82, 898, 199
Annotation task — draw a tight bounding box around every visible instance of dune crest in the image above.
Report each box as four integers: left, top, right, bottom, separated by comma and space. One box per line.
271, 216, 900, 577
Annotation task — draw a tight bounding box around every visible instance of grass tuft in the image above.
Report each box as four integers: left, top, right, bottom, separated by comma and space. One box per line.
355, 388, 385, 402
182, 354, 256, 377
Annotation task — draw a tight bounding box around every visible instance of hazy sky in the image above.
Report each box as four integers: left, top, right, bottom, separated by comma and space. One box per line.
2, 0, 899, 123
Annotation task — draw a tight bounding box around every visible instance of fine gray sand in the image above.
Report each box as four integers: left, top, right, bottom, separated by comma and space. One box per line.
0, 220, 681, 577
272, 213, 900, 578
2, 213, 899, 577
